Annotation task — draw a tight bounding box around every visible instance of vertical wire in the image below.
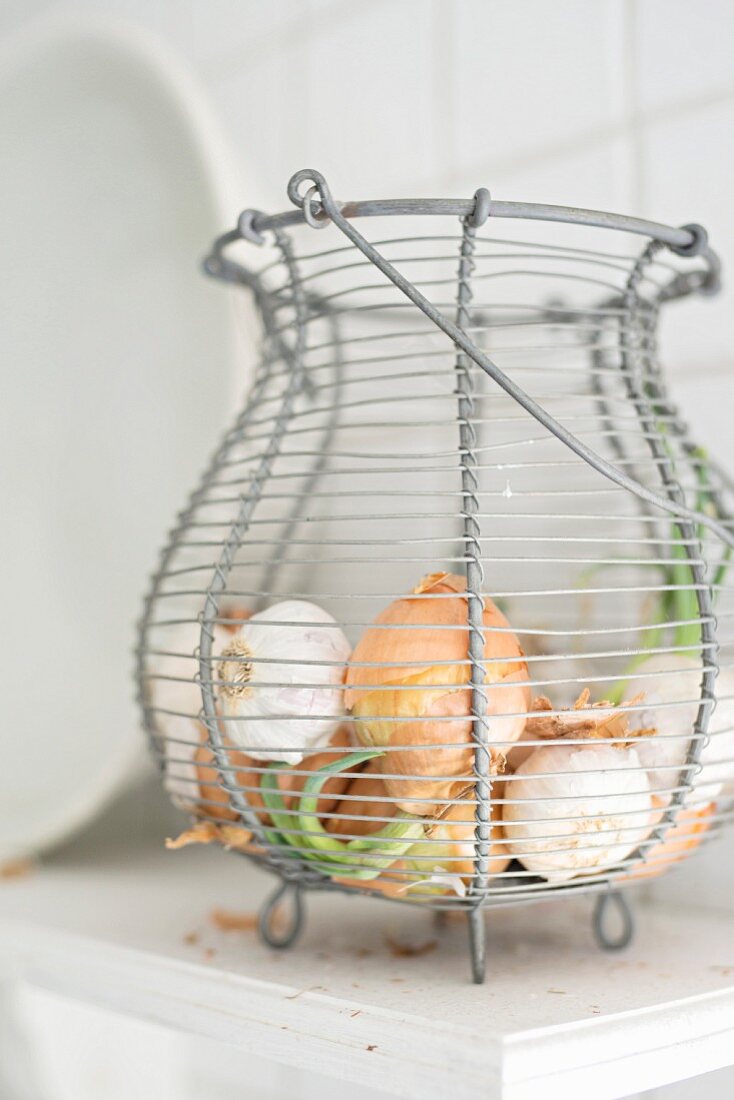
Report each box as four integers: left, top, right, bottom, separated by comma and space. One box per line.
197, 229, 318, 875
454, 217, 491, 900
618, 242, 718, 862
258, 310, 345, 599
136, 283, 279, 774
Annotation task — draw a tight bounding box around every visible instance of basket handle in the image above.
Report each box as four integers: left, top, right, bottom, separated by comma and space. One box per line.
287, 170, 734, 552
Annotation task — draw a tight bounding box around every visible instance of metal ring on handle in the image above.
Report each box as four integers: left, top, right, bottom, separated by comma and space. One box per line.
468, 187, 491, 228
237, 208, 267, 246
669, 222, 708, 257
593, 892, 635, 951
259, 881, 305, 949
302, 185, 329, 230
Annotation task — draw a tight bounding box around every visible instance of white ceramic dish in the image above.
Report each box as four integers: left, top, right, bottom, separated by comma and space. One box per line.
0, 13, 248, 860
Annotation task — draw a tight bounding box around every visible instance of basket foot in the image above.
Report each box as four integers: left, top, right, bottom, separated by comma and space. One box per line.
433, 910, 449, 932
467, 908, 486, 984
593, 891, 634, 952
258, 881, 305, 950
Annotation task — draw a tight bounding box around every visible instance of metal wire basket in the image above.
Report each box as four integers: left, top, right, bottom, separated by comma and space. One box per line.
137, 169, 734, 983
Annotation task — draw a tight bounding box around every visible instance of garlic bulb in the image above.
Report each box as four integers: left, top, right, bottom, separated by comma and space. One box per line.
216, 600, 351, 763
503, 744, 656, 881
148, 618, 235, 810
345, 572, 530, 815
626, 655, 734, 805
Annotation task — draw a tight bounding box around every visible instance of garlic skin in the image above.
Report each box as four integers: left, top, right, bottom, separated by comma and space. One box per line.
216, 600, 352, 764
503, 744, 656, 882
626, 655, 734, 805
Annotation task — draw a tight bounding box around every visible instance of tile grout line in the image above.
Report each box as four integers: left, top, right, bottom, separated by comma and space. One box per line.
201, 3, 734, 189
200, 0, 387, 83
436, 69, 734, 200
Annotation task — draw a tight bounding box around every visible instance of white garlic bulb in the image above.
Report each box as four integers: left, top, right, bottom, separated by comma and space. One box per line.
503, 744, 656, 881
216, 600, 351, 764
147, 619, 232, 809
628, 655, 734, 806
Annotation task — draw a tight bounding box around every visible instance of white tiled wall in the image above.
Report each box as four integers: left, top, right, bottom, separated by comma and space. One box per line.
6, 0, 734, 884
7, 1, 729, 370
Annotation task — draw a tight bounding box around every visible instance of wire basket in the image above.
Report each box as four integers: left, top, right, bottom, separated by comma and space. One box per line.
137, 169, 734, 983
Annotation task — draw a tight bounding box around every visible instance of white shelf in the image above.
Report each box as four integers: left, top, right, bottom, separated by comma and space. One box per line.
2, 830, 734, 1100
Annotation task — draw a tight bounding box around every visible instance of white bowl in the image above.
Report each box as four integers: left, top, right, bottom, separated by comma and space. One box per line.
0, 13, 249, 860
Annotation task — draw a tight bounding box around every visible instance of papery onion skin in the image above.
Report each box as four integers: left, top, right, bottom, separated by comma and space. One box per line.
345, 573, 530, 815
216, 600, 352, 764
502, 744, 656, 882
507, 688, 651, 774
626, 655, 734, 805
625, 796, 715, 880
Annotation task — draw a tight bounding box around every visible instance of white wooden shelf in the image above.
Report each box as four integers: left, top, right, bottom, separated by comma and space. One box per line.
2, 829, 734, 1100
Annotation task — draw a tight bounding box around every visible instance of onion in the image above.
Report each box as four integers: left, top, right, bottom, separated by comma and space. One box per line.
502, 744, 656, 881
326, 759, 399, 838
194, 723, 356, 827
328, 765, 509, 896
402, 787, 510, 897
345, 572, 530, 815
627, 796, 715, 880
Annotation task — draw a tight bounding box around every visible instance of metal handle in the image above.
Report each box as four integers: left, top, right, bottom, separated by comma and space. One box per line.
280, 170, 733, 553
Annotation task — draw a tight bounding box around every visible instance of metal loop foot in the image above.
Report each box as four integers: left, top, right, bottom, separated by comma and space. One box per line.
258, 882, 305, 950
593, 891, 635, 952
433, 910, 449, 932
468, 908, 486, 984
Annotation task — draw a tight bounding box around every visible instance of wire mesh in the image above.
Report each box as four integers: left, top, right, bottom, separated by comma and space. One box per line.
136, 173, 734, 967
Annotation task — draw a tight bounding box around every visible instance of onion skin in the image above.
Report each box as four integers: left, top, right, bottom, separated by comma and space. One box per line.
194, 724, 356, 827
402, 788, 510, 894
626, 797, 715, 880
345, 573, 530, 815
326, 759, 399, 838
331, 863, 412, 897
